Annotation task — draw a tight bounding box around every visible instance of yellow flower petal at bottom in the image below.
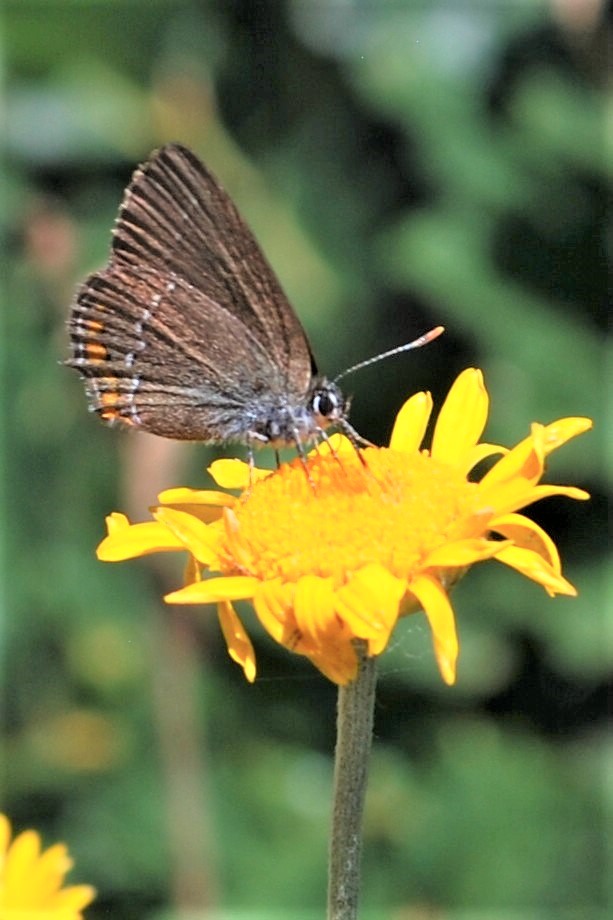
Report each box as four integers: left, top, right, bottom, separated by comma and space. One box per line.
291, 581, 358, 683
301, 628, 360, 686
27, 840, 67, 893
2, 830, 42, 899
56, 889, 98, 914
408, 574, 459, 685
334, 564, 406, 655
253, 579, 359, 684
294, 575, 336, 641
218, 600, 256, 683
0, 815, 95, 915
253, 578, 296, 645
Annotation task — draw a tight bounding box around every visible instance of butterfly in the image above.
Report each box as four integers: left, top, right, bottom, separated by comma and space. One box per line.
67, 143, 441, 456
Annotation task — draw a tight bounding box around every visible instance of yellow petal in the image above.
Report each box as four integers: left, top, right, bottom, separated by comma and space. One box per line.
36, 840, 72, 888
184, 554, 202, 585
477, 478, 538, 517
55, 882, 98, 910
97, 520, 185, 561
479, 427, 544, 490
4, 828, 41, 889
518, 484, 591, 504
153, 507, 219, 566
408, 574, 459, 685
294, 575, 336, 641
221, 507, 262, 571
304, 634, 359, 685
431, 368, 488, 466
253, 579, 297, 644
334, 564, 406, 654
218, 600, 256, 683
494, 546, 577, 596
489, 512, 561, 572
478, 480, 590, 519
308, 432, 355, 458
389, 391, 433, 452
254, 579, 357, 683
538, 416, 592, 456
165, 575, 259, 605
209, 458, 272, 490
424, 538, 511, 567
157, 488, 236, 523
158, 487, 236, 506
105, 511, 130, 534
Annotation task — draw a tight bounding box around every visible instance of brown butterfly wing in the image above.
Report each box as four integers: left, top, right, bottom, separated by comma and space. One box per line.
109, 143, 315, 397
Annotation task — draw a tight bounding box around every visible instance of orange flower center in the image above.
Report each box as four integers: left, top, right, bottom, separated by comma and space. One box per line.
220, 447, 481, 585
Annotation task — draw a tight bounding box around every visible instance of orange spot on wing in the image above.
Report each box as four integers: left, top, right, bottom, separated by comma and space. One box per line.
100, 390, 119, 407
100, 407, 135, 426
97, 381, 135, 426
85, 341, 108, 362
100, 407, 120, 421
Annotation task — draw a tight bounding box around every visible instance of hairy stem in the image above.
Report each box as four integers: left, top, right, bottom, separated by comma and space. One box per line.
327, 641, 377, 920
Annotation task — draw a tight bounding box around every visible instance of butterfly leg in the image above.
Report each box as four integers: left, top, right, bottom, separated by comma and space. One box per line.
338, 419, 371, 468
291, 429, 317, 490
317, 428, 349, 475
245, 442, 258, 490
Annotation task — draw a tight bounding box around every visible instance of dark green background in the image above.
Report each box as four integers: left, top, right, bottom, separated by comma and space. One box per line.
2, 2, 608, 918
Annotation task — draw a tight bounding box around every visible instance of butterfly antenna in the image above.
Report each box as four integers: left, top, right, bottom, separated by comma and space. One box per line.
334, 325, 444, 384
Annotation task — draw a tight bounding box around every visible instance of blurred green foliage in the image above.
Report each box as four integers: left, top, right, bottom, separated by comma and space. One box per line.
2, 1, 609, 918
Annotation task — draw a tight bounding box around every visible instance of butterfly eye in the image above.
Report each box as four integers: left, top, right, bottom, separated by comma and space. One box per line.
311, 386, 342, 423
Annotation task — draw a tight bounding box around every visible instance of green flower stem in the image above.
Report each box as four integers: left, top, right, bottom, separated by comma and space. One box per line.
327, 640, 377, 920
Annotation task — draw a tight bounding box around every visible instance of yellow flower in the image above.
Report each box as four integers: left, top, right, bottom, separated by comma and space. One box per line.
0, 814, 95, 918
97, 369, 591, 687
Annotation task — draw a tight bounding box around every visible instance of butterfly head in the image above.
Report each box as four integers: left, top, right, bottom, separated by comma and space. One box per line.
308, 379, 346, 429
247, 378, 348, 449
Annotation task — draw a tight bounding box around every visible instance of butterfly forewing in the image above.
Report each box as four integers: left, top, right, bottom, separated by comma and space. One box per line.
110, 144, 314, 393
